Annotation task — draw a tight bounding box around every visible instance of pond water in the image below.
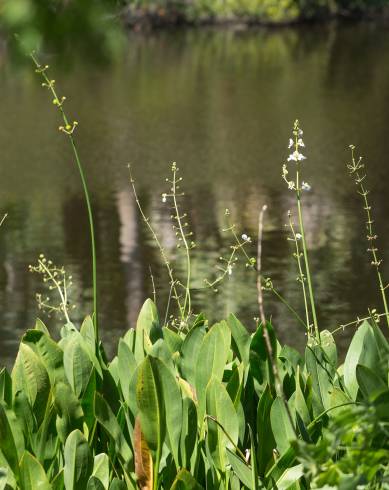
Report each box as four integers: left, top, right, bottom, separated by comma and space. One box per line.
1, 22, 389, 365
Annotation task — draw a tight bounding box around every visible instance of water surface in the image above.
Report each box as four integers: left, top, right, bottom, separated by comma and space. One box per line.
1, 23, 389, 365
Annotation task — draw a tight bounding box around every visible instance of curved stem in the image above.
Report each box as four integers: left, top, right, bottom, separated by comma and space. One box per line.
31, 54, 98, 341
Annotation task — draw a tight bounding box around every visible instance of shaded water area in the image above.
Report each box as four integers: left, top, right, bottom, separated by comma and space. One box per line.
1, 22, 389, 365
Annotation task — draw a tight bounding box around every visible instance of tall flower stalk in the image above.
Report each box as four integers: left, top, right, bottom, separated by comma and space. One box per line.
31, 54, 98, 340
283, 120, 319, 341
347, 145, 389, 329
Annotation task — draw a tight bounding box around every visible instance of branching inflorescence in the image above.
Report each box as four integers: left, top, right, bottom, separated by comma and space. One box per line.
282, 120, 319, 341
347, 145, 389, 329
29, 254, 76, 323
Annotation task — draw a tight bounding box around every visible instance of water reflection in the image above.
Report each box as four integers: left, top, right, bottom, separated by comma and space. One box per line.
1, 23, 389, 366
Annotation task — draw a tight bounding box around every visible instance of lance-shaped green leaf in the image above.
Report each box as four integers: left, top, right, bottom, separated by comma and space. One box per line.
155, 359, 182, 468
12, 343, 51, 424
54, 382, 84, 443
226, 449, 253, 488
356, 364, 387, 400
134, 299, 160, 362
305, 342, 335, 414
257, 385, 275, 476
91, 453, 109, 490
87, 476, 105, 490
109, 479, 127, 490
94, 392, 133, 468
19, 451, 51, 490
227, 314, 251, 367
136, 356, 165, 459
206, 376, 239, 470
22, 330, 65, 386
64, 429, 93, 490
63, 335, 94, 398
0, 402, 24, 478
179, 323, 206, 387
196, 322, 231, 427
170, 469, 203, 489
344, 321, 382, 400
0, 368, 12, 407
117, 339, 137, 405
270, 397, 295, 456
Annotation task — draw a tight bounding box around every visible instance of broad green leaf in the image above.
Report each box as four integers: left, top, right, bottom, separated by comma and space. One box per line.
226, 363, 244, 409
134, 299, 160, 361
0, 403, 24, 477
156, 359, 182, 468
136, 356, 165, 457
180, 396, 197, 468
91, 453, 109, 489
170, 469, 203, 489
162, 328, 183, 355
63, 335, 93, 398
80, 317, 96, 351
257, 385, 275, 476
270, 397, 295, 455
64, 430, 93, 490
54, 382, 84, 443
227, 314, 251, 366
12, 343, 51, 424
109, 479, 127, 490
226, 449, 253, 488
250, 323, 276, 393
344, 321, 383, 400
305, 343, 335, 414
51, 470, 64, 490
22, 330, 65, 386
0, 467, 7, 490
206, 376, 239, 470
196, 322, 231, 427
179, 323, 206, 387
94, 393, 133, 467
34, 319, 50, 336
87, 476, 105, 490
0, 369, 12, 407
19, 451, 51, 490
319, 330, 337, 368
117, 339, 137, 405
275, 464, 304, 490
356, 364, 387, 400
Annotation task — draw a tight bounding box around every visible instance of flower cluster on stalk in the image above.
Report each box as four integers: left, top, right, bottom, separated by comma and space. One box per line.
282, 120, 311, 193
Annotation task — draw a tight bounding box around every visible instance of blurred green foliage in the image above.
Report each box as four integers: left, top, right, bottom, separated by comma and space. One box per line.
0, 0, 125, 61
0, 0, 388, 61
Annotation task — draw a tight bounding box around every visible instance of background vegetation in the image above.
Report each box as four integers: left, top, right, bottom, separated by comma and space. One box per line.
1, 0, 389, 60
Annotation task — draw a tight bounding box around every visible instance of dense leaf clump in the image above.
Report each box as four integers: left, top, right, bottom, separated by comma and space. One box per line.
1, 299, 389, 489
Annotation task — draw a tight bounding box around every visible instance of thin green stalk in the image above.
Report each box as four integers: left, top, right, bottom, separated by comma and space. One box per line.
129, 165, 184, 321
347, 145, 389, 329
171, 163, 192, 318
31, 54, 98, 339
288, 211, 311, 334
295, 169, 319, 340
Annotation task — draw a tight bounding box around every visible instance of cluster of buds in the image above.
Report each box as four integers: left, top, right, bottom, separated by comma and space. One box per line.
29, 254, 75, 322
59, 121, 78, 135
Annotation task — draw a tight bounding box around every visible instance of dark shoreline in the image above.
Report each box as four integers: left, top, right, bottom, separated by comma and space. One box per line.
119, 5, 389, 31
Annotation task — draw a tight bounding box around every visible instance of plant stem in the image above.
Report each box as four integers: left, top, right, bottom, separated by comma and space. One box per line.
31, 54, 98, 339
296, 167, 319, 341
288, 211, 311, 335
171, 164, 192, 319
257, 205, 267, 324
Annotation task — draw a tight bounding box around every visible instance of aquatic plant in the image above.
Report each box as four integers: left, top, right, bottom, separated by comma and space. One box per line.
3, 56, 389, 487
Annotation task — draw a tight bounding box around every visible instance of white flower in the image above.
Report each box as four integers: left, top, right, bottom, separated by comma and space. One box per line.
287, 150, 306, 162
302, 181, 311, 191
162, 193, 167, 203
298, 128, 303, 136
227, 264, 233, 276
288, 138, 294, 149
297, 138, 305, 147
242, 234, 251, 243
288, 181, 295, 190
295, 233, 302, 240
